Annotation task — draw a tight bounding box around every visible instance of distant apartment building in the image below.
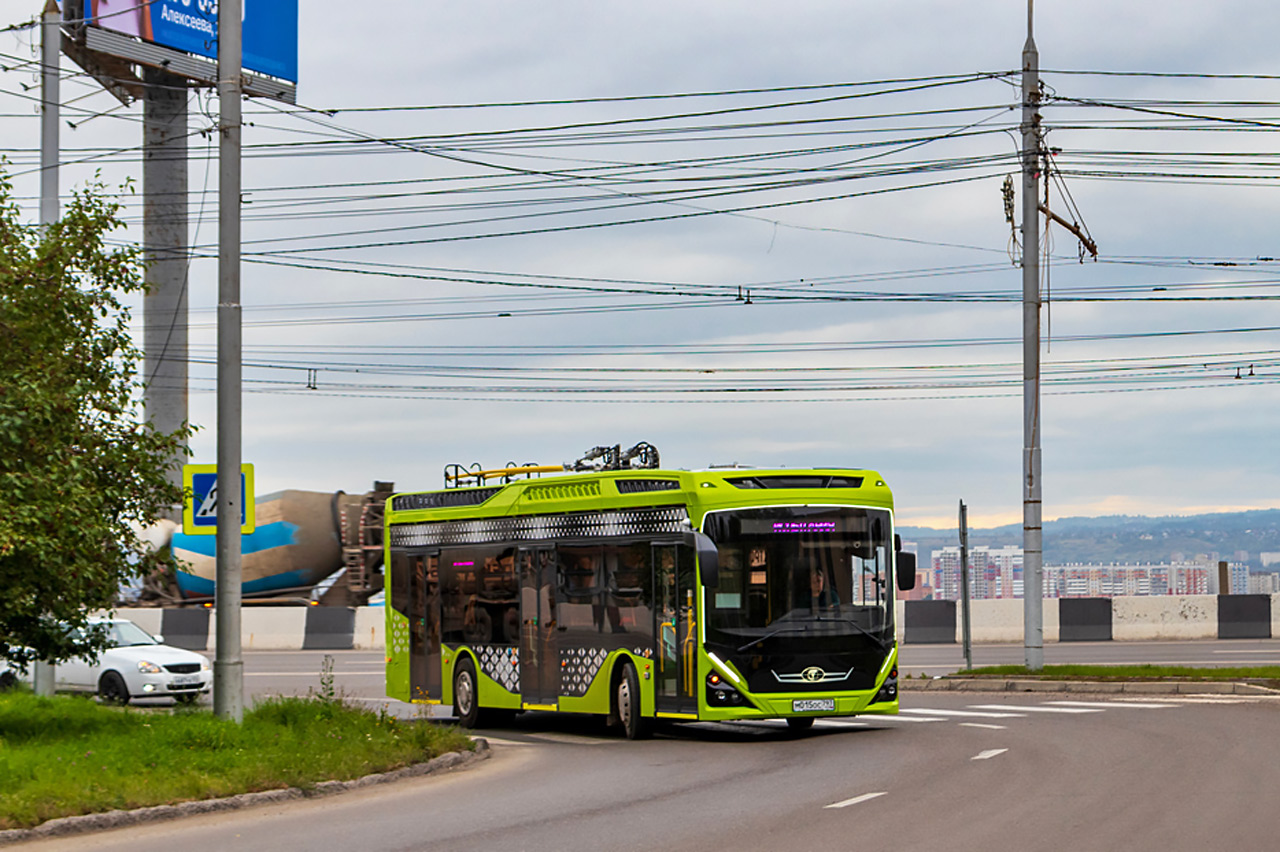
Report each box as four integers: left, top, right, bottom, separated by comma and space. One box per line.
926, 547, 1220, 600
1248, 572, 1280, 594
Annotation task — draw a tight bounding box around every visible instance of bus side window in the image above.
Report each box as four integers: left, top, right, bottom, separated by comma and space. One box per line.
389, 550, 412, 617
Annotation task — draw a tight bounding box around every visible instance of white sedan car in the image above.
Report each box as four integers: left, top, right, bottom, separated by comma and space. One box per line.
0, 619, 212, 705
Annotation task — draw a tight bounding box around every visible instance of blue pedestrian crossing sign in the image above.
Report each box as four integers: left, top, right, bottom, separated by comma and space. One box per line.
182, 464, 256, 535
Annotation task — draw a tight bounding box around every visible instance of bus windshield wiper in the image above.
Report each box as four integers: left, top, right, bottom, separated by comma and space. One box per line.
736, 622, 812, 653
811, 616, 890, 651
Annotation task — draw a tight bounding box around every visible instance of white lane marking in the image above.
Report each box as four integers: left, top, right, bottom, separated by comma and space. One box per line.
1048, 700, 1176, 710
865, 715, 945, 723
825, 791, 888, 809
968, 704, 1102, 714
901, 708, 1026, 719
972, 749, 1008, 761
960, 723, 1007, 730
817, 719, 870, 728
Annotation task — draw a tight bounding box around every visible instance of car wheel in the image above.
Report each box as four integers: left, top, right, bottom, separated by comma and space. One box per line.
786, 716, 815, 732
98, 671, 130, 705
615, 661, 653, 740
453, 657, 480, 728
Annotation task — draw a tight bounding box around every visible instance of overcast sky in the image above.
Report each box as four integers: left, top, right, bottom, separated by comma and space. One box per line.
3, 1, 1279, 529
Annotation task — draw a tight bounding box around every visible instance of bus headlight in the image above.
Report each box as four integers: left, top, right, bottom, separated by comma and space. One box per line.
706, 671, 746, 707
873, 666, 898, 703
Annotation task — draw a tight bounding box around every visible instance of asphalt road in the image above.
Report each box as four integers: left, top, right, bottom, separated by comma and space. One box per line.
228, 639, 1280, 715
20, 689, 1280, 852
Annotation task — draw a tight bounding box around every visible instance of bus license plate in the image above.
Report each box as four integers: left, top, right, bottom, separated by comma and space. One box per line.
793, 699, 834, 712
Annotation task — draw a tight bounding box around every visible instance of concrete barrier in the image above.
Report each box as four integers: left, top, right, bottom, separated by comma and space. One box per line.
1218, 594, 1272, 639
1059, 597, 1112, 642
242, 607, 306, 650
903, 600, 956, 644
1113, 595, 1216, 641
353, 607, 385, 651
107, 593, 1272, 650
159, 608, 212, 651
303, 607, 356, 650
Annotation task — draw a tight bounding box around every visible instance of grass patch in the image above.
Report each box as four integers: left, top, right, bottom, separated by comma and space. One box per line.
0, 692, 474, 830
962, 663, 1280, 686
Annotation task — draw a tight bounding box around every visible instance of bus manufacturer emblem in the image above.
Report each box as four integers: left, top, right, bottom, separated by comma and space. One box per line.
801, 666, 825, 682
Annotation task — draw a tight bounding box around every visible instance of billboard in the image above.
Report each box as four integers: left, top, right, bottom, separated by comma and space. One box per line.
89, 1, 298, 83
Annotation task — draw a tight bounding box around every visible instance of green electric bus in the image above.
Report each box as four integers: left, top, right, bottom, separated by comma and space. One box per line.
384, 445, 916, 738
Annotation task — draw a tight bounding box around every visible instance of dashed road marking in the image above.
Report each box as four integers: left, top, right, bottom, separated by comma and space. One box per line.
825, 791, 888, 809
960, 722, 1007, 730
972, 749, 1008, 761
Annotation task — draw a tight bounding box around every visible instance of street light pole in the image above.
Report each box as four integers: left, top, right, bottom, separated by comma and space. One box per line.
214, 0, 245, 722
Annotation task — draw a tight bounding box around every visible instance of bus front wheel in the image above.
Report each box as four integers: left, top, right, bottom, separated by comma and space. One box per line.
615, 662, 653, 740
453, 658, 481, 728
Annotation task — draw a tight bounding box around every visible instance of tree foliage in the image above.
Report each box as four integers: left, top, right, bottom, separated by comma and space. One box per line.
0, 170, 189, 666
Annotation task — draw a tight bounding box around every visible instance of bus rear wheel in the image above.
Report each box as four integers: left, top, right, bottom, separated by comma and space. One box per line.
615, 662, 653, 740
453, 658, 481, 728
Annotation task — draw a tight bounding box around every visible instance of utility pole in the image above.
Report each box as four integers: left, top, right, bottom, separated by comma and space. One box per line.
1021, 0, 1045, 671
958, 500, 973, 671
214, 0, 245, 723
33, 0, 60, 699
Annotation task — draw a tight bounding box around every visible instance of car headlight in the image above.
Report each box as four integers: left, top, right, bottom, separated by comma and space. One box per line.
200, 659, 211, 672
137, 661, 162, 674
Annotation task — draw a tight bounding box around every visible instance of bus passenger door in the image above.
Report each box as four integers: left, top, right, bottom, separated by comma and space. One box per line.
409, 553, 440, 702
653, 543, 696, 715
519, 548, 558, 707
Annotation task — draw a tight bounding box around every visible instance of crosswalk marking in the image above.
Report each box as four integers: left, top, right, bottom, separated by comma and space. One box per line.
1048, 700, 1176, 710
967, 704, 1103, 715
901, 708, 1026, 719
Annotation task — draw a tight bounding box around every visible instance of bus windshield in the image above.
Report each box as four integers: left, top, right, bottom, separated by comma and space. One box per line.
702, 506, 893, 654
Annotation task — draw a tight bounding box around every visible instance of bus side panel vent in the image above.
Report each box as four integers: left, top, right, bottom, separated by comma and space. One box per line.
615, 479, 681, 494
724, 475, 864, 490
392, 488, 503, 512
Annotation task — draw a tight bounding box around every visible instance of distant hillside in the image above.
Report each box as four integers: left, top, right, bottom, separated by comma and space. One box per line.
898, 509, 1280, 568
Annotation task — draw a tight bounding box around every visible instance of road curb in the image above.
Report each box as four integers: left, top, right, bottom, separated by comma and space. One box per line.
902, 678, 1280, 696
0, 740, 491, 846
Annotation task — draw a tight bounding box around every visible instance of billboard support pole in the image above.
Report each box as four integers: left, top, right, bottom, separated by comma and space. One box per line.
143, 67, 189, 519
214, 0, 245, 723
33, 0, 60, 699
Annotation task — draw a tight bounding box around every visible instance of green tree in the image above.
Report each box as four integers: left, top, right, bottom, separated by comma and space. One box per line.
0, 170, 189, 666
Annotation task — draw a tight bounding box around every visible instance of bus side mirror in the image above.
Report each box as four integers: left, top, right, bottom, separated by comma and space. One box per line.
694, 532, 719, 587
896, 551, 917, 592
